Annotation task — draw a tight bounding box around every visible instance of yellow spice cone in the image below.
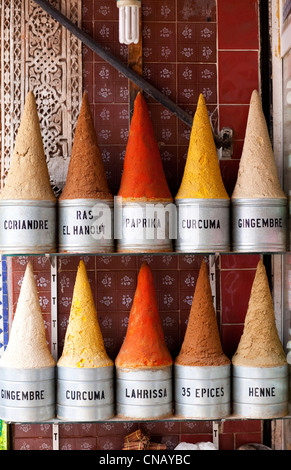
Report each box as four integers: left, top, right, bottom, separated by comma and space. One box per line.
57, 260, 113, 368
0, 91, 56, 201
232, 90, 286, 199
0, 262, 55, 369
232, 259, 287, 367
176, 94, 229, 200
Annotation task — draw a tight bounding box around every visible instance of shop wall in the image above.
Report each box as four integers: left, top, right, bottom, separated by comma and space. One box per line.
6, 0, 269, 450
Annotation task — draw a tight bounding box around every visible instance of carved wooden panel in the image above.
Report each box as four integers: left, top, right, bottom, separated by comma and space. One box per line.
0, 0, 82, 194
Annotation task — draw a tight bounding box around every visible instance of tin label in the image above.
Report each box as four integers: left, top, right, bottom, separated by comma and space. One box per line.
58, 201, 113, 251
115, 201, 175, 250
232, 200, 287, 251
0, 381, 54, 407
57, 379, 114, 407
175, 201, 230, 251
233, 376, 288, 404
175, 377, 230, 405
0, 202, 56, 252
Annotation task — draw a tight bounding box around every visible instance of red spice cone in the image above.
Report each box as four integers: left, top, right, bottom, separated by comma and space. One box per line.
175, 260, 230, 367
117, 92, 172, 201
60, 92, 112, 200
115, 263, 173, 369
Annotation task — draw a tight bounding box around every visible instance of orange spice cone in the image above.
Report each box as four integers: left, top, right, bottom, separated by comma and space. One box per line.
117, 92, 172, 201
60, 92, 112, 201
175, 260, 229, 367
116, 263, 173, 368
116, 93, 173, 252
115, 263, 173, 419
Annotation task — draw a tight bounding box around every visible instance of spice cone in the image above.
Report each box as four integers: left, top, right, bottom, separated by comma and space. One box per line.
176, 94, 229, 200
175, 260, 230, 367
0, 262, 55, 369
232, 90, 286, 199
115, 263, 173, 369
57, 260, 113, 368
232, 259, 287, 367
0, 91, 56, 201
60, 92, 112, 201
117, 92, 172, 201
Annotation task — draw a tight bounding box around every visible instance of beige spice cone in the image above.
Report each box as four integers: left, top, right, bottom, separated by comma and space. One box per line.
0, 91, 56, 201
232, 90, 286, 199
232, 259, 287, 367
0, 262, 55, 369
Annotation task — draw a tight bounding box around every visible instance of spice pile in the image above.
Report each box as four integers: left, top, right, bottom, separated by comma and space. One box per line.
232, 90, 286, 200
176, 93, 229, 200
0, 91, 56, 202
175, 260, 229, 367
123, 429, 167, 450
57, 260, 113, 369
60, 92, 112, 201
0, 262, 55, 369
115, 262, 172, 369
117, 92, 172, 202
232, 259, 287, 367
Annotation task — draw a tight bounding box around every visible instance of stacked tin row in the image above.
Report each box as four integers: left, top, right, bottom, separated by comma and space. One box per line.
0, 90, 288, 256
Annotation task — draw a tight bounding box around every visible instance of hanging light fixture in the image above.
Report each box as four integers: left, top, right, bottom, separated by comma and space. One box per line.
117, 0, 141, 45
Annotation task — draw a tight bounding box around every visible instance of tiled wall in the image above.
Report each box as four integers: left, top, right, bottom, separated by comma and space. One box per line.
7, 0, 270, 451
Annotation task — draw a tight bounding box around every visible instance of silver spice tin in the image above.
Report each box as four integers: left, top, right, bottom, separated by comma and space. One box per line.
175, 198, 230, 252
174, 364, 231, 418
232, 364, 289, 418
57, 365, 114, 421
0, 366, 55, 422
0, 200, 56, 254
116, 366, 173, 419
58, 199, 114, 253
231, 198, 287, 252
115, 199, 175, 252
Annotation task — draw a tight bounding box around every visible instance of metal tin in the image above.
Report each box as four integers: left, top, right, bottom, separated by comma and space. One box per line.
175, 198, 230, 252
232, 364, 289, 418
0, 366, 55, 422
0, 200, 56, 254
58, 199, 114, 253
174, 364, 231, 418
57, 365, 114, 421
115, 200, 175, 252
231, 198, 287, 252
116, 366, 172, 419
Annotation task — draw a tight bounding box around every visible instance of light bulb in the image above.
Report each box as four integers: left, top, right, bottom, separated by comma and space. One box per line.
117, 1, 141, 45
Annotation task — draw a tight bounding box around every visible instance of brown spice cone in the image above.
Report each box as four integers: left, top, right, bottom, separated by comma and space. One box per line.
175, 260, 230, 367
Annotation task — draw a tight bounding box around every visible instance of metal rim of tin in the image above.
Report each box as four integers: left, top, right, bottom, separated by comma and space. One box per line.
175, 198, 230, 252
116, 199, 174, 252
0, 366, 56, 422
231, 197, 287, 207
116, 366, 173, 419
232, 364, 288, 419
0, 366, 55, 380
174, 364, 231, 419
0, 199, 56, 254
58, 198, 114, 253
231, 197, 287, 252
57, 365, 114, 421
